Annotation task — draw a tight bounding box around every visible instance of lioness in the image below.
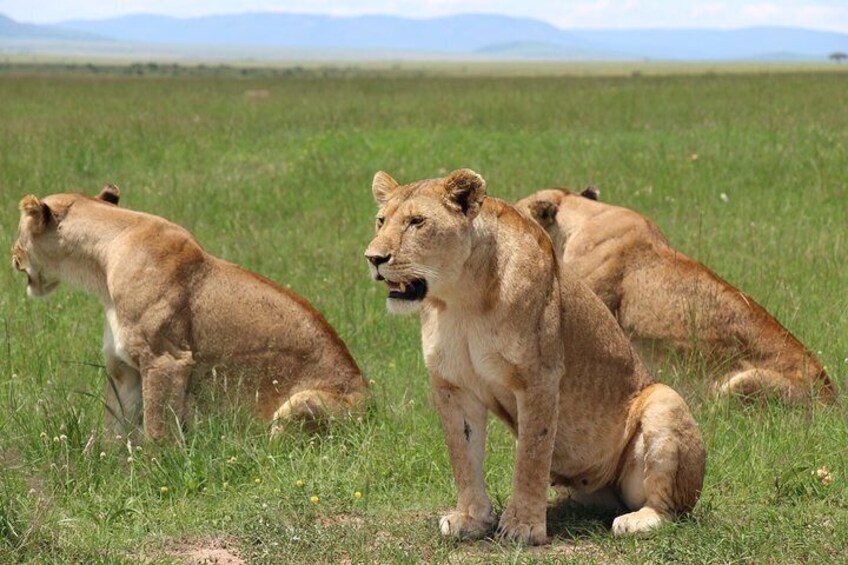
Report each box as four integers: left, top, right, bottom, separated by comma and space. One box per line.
12, 185, 367, 440
516, 188, 836, 404
364, 169, 705, 542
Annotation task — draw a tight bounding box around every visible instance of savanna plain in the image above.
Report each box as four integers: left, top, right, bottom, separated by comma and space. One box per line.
0, 64, 846, 563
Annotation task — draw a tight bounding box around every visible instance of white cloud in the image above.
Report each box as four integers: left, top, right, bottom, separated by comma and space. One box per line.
690, 2, 729, 18
740, 2, 782, 22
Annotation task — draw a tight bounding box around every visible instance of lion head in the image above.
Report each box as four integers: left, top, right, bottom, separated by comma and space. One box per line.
364, 169, 486, 315
11, 184, 120, 298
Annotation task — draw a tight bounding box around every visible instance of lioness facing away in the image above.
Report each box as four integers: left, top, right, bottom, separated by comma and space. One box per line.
12, 185, 367, 440
515, 188, 836, 404
364, 169, 705, 542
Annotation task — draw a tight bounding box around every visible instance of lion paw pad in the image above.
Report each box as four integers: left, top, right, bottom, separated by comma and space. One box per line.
438, 510, 495, 540
496, 517, 547, 545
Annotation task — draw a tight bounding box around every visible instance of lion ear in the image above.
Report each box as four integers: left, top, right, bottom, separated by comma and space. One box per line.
443, 168, 486, 218
527, 200, 558, 229
19, 195, 42, 216
97, 184, 120, 205
18, 195, 53, 231
372, 171, 399, 205
580, 186, 600, 201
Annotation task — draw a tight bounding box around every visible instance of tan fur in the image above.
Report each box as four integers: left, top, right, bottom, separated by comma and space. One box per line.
516, 188, 836, 404
11, 187, 367, 440
365, 170, 705, 543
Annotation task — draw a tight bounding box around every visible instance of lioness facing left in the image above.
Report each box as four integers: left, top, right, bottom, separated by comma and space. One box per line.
364, 169, 705, 543
12, 185, 367, 440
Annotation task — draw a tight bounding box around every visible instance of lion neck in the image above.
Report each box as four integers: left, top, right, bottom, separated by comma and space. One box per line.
426, 199, 527, 312
51, 209, 130, 302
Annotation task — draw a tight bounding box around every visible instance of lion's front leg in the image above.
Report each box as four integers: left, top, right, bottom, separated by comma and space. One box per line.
103, 356, 142, 439
140, 352, 194, 441
497, 383, 559, 545
430, 372, 495, 540
102, 324, 142, 439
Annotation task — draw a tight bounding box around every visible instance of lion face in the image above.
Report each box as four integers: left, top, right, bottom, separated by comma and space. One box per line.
11, 242, 61, 298
12, 195, 63, 298
11, 185, 120, 298
364, 169, 487, 315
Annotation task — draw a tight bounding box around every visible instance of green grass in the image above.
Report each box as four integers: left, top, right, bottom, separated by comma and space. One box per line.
0, 66, 846, 563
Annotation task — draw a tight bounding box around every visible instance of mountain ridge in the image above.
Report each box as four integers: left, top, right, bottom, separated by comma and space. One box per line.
2, 12, 846, 60
0, 13, 106, 41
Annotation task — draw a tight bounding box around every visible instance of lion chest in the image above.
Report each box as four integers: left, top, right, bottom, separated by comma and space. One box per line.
104, 307, 137, 369
422, 311, 518, 414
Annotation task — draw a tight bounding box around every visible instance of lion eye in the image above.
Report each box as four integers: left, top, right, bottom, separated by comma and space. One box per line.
408, 216, 425, 227
376, 216, 385, 228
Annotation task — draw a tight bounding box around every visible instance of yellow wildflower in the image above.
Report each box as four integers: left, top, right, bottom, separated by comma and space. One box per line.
815, 466, 834, 486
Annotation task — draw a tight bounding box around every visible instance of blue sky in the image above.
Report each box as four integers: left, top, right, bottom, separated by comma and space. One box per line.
2, 0, 847, 32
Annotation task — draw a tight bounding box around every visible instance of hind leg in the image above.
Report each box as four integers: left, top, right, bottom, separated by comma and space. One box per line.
270, 388, 364, 434
716, 368, 800, 403
613, 385, 705, 536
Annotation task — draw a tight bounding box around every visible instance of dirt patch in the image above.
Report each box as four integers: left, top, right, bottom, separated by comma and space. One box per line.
243, 89, 271, 99
448, 538, 607, 563
315, 513, 366, 528
179, 547, 243, 565
166, 537, 244, 565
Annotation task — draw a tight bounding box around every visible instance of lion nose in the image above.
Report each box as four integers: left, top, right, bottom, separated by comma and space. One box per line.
366, 253, 391, 268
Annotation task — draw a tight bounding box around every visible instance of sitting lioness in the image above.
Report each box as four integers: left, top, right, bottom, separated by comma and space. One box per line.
515, 188, 836, 404
12, 185, 367, 439
364, 169, 705, 542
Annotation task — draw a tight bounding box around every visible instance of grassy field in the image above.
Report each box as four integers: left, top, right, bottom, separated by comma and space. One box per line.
0, 66, 846, 563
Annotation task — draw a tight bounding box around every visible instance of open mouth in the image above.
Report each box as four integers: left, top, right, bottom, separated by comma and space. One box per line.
385, 278, 427, 301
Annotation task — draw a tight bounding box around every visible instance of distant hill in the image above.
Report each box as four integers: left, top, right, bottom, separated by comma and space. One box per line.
56, 13, 601, 54
2, 11, 847, 61
475, 41, 624, 60
54, 13, 848, 60
0, 13, 104, 41
567, 27, 848, 60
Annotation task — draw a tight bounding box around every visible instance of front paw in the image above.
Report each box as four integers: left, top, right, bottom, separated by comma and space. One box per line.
496, 504, 547, 545
439, 507, 496, 540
